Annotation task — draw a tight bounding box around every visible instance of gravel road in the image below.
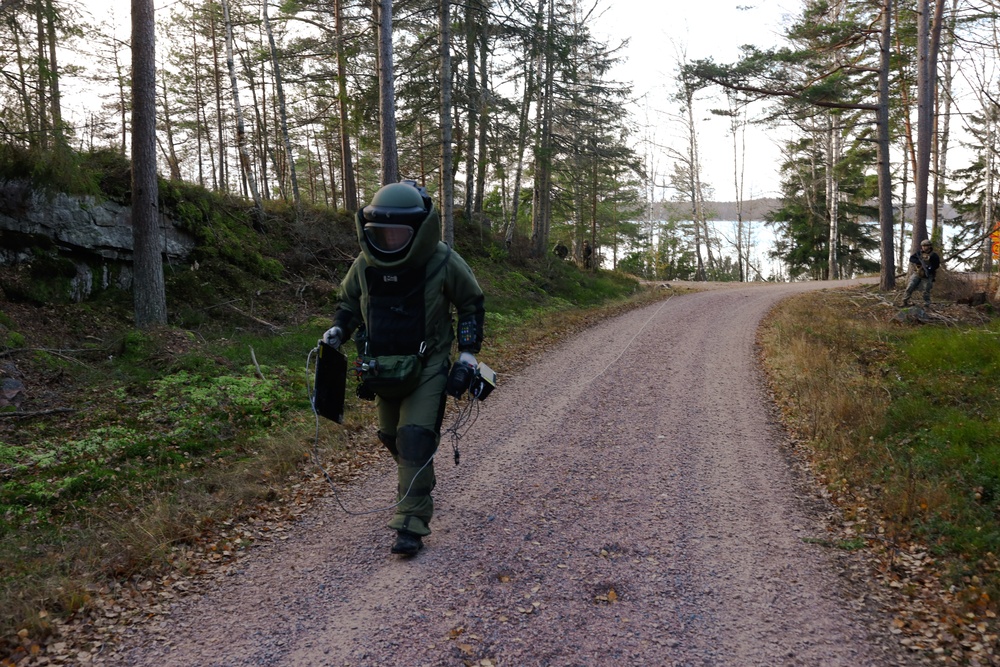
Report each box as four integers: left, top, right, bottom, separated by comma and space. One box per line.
98, 279, 912, 667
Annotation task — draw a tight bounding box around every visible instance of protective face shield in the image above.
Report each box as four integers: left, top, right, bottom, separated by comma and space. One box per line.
363, 223, 415, 255
361, 181, 431, 259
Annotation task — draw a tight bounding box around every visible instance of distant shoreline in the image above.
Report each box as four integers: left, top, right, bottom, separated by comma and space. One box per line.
656, 198, 959, 222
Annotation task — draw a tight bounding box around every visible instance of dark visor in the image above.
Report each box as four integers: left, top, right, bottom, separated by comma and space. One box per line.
364, 223, 414, 254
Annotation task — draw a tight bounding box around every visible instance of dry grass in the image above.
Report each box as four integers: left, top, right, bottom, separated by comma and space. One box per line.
759, 282, 1000, 662
760, 288, 891, 455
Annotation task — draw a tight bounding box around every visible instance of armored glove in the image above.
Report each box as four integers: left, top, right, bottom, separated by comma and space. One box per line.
321, 326, 343, 349
446, 352, 478, 398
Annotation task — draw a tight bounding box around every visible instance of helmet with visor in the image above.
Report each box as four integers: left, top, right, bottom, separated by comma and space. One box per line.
361, 181, 431, 257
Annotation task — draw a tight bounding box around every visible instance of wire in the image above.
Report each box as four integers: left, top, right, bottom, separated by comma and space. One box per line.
304, 347, 466, 517
442, 393, 481, 466
585, 294, 674, 384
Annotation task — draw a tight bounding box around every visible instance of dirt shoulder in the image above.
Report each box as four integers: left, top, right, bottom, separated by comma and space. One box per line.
88, 279, 919, 666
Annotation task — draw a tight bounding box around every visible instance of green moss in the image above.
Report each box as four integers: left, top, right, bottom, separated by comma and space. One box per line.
3, 330, 25, 348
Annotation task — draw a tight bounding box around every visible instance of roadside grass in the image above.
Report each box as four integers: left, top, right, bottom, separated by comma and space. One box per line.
0, 233, 659, 656
759, 279, 1000, 620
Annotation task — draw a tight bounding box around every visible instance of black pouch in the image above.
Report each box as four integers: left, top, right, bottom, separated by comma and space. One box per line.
313, 342, 347, 423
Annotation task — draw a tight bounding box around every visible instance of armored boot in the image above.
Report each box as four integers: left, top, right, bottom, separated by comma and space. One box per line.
391, 530, 423, 555
387, 425, 437, 554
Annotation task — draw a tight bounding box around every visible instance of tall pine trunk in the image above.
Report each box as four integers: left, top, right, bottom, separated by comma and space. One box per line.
911, 0, 945, 251
440, 0, 455, 245
131, 0, 167, 328
377, 0, 398, 185
877, 0, 895, 290
44, 0, 64, 151
530, 0, 555, 258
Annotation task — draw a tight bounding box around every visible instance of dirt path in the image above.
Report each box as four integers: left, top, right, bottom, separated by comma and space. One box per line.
97, 280, 914, 666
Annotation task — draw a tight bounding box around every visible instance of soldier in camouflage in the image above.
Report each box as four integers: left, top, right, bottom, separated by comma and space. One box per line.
902, 239, 941, 308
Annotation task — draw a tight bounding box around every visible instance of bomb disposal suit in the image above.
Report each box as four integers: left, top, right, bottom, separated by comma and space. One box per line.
326, 181, 485, 555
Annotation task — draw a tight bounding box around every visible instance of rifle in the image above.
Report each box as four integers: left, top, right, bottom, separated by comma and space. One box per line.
914, 251, 933, 279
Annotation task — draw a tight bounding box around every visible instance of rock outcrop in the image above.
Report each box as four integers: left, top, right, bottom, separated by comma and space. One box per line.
0, 180, 196, 300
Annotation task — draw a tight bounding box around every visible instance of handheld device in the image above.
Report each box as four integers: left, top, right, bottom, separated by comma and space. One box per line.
312, 342, 347, 423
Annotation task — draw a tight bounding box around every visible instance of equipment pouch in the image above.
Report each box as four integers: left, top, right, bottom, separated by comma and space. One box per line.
356, 353, 424, 399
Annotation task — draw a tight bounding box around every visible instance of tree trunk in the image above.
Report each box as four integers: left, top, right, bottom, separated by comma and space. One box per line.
378, 0, 398, 185
911, 0, 945, 251
531, 0, 555, 257
440, 0, 455, 245
325, 133, 339, 209
898, 138, 909, 271
263, 0, 300, 208
313, 128, 328, 207
590, 151, 598, 271
932, 0, 960, 245
220, 0, 263, 221
985, 122, 995, 272
727, 95, 747, 282
683, 85, 707, 280
131, 0, 167, 328
463, 0, 477, 220
505, 7, 542, 248
827, 113, 841, 280
210, 9, 225, 192
245, 45, 271, 200
11, 22, 37, 150
44, 0, 64, 150
35, 7, 48, 148
157, 73, 183, 180
877, 0, 895, 291
190, 26, 205, 185
475, 19, 488, 224
336, 0, 357, 210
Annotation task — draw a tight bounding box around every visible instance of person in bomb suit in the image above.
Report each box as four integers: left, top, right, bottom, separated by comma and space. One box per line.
322, 180, 485, 556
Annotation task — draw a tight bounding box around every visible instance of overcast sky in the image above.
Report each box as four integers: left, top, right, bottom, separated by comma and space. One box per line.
592, 0, 796, 202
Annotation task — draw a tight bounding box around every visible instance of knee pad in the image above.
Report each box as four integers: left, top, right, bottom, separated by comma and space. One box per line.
377, 430, 398, 458
396, 425, 437, 465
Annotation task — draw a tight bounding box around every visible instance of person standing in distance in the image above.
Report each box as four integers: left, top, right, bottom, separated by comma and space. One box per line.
321, 180, 486, 556
902, 239, 941, 308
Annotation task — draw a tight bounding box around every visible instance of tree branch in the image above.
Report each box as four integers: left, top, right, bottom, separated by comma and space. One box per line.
0, 407, 76, 419
697, 74, 879, 112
